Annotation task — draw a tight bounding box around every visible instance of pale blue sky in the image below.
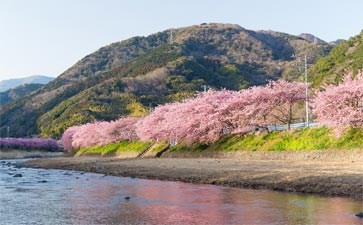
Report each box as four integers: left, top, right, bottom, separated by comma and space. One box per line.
1, 0, 362, 80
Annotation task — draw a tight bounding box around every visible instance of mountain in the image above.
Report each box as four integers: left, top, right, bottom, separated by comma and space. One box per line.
299, 33, 327, 45
0, 83, 44, 106
329, 39, 344, 46
0, 23, 333, 138
0, 75, 54, 92
310, 30, 363, 87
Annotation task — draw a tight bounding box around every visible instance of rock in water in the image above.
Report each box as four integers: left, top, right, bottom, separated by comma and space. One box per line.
124, 196, 131, 200
13, 174, 22, 177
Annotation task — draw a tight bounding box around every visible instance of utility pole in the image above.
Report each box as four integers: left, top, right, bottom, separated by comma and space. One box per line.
304, 55, 309, 127
293, 53, 310, 127
7, 126, 10, 138
169, 29, 173, 45
201, 85, 208, 92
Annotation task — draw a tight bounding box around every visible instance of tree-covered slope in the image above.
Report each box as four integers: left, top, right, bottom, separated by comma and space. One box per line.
310, 30, 363, 87
0, 23, 332, 138
0, 83, 44, 106
0, 75, 53, 92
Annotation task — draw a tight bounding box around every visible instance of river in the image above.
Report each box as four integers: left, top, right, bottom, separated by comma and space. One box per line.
0, 159, 362, 225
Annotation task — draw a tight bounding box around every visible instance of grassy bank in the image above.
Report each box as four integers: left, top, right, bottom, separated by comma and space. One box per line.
72, 127, 363, 159
168, 127, 363, 153
75, 141, 152, 157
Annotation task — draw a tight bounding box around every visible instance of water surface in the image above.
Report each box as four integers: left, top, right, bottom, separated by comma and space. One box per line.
0, 160, 362, 225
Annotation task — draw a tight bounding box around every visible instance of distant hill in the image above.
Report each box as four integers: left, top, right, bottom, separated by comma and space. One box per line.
0, 23, 333, 138
0, 75, 54, 92
0, 83, 44, 106
299, 33, 327, 44
310, 30, 363, 87
329, 39, 345, 46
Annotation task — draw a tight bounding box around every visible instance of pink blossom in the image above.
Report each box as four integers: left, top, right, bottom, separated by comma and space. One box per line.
225, 80, 306, 131
61, 117, 141, 151
136, 90, 240, 144
312, 71, 363, 135
0, 138, 61, 151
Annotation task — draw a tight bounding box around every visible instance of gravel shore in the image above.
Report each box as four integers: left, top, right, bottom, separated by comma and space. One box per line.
21, 157, 363, 200
0, 151, 64, 159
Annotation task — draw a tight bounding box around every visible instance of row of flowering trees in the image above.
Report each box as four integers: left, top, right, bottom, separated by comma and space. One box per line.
136, 80, 307, 144
62, 80, 307, 151
0, 138, 61, 151
62, 71, 363, 152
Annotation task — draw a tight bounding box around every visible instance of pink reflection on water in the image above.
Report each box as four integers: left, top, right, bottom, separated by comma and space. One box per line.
65, 175, 363, 225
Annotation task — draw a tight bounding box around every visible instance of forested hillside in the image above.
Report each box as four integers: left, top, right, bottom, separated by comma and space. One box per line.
310, 30, 363, 87
0, 83, 44, 106
0, 23, 332, 138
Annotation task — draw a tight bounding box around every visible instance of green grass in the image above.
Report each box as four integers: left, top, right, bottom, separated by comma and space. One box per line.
169, 127, 363, 153
75, 140, 152, 157
150, 142, 170, 153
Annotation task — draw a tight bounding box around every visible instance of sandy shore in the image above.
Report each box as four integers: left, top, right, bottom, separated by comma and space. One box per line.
21, 157, 363, 200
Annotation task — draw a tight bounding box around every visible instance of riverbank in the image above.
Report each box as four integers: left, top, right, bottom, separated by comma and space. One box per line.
21, 157, 363, 200
163, 149, 363, 162
0, 150, 64, 159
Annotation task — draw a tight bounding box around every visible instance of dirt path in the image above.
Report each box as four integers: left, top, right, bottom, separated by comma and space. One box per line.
21, 157, 363, 200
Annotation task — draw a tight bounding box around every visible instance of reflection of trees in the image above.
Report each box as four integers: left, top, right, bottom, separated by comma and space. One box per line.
311, 197, 363, 225
64, 176, 362, 224
65, 176, 144, 224
126, 180, 231, 224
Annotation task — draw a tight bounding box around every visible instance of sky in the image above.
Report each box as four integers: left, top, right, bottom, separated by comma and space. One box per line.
0, 0, 362, 80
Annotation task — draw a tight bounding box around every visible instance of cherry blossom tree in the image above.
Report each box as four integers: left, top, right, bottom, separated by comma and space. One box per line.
136, 90, 240, 144
225, 80, 306, 131
312, 71, 363, 134
103, 117, 139, 142
60, 126, 78, 152
0, 138, 61, 151
61, 117, 141, 151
